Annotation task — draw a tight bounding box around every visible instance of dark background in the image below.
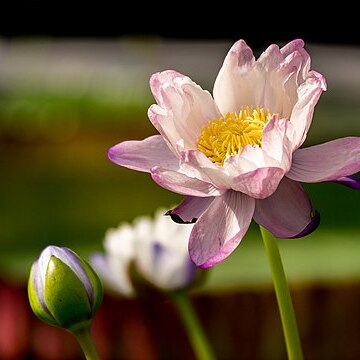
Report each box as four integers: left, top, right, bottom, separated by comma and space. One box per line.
1, 3, 358, 47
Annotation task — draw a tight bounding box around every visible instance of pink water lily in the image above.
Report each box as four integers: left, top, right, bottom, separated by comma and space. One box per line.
109, 39, 360, 268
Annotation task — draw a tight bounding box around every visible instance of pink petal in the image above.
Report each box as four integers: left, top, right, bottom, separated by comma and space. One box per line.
258, 44, 283, 72
254, 177, 319, 238
287, 137, 360, 183
151, 167, 224, 197
280, 39, 311, 79
223, 143, 286, 197
213, 40, 257, 114
166, 196, 215, 224
148, 70, 220, 152
108, 135, 178, 173
280, 39, 305, 57
189, 191, 255, 268
290, 71, 327, 150
179, 149, 231, 190
231, 166, 285, 199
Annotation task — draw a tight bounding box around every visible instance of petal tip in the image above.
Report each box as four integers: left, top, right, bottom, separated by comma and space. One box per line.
165, 210, 197, 224
334, 175, 360, 190
107, 146, 116, 162
291, 210, 320, 238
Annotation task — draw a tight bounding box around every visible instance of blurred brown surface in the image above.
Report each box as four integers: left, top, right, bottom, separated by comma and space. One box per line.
2, 280, 360, 360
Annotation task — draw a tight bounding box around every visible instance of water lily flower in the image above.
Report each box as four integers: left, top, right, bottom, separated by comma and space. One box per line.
28, 246, 103, 331
109, 39, 360, 268
91, 209, 198, 295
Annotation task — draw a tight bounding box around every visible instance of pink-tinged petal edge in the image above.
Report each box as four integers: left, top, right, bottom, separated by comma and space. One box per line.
189, 191, 255, 268
290, 71, 327, 150
253, 177, 320, 238
165, 196, 215, 224
287, 137, 360, 183
151, 167, 224, 197
108, 135, 178, 173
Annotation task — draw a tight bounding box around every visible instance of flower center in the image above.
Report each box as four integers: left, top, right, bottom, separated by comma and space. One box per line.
196, 106, 276, 165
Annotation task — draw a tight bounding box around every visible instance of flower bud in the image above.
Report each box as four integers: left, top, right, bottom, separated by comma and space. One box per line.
28, 246, 103, 332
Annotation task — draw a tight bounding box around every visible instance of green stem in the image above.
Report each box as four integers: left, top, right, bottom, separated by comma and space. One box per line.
171, 290, 216, 360
72, 325, 100, 360
260, 226, 303, 360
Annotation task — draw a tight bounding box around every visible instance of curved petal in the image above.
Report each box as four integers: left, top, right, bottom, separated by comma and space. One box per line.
189, 190, 255, 268
165, 196, 215, 224
151, 166, 224, 197
258, 44, 283, 72
108, 135, 179, 173
280, 39, 305, 57
179, 149, 231, 189
280, 39, 311, 82
222, 144, 285, 197
257, 41, 310, 115
253, 177, 319, 238
290, 71, 327, 150
213, 40, 257, 114
287, 137, 360, 183
333, 175, 360, 189
262, 116, 293, 172
231, 166, 285, 199
224, 144, 279, 175
148, 70, 220, 151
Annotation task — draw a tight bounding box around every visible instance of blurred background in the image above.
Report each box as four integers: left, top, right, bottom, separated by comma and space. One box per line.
0, 5, 360, 359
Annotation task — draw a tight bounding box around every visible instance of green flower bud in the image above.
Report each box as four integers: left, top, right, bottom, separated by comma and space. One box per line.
28, 246, 103, 332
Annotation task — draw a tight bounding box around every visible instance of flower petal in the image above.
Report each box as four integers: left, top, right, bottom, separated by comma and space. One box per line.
108, 135, 179, 173
189, 191, 255, 268
231, 166, 285, 199
213, 40, 257, 114
179, 149, 231, 189
257, 41, 310, 115
280, 39, 311, 82
151, 166, 224, 197
287, 137, 360, 183
262, 116, 293, 172
165, 196, 215, 224
253, 177, 319, 238
333, 175, 360, 189
90, 253, 134, 297
148, 70, 220, 151
280, 39, 305, 57
290, 71, 327, 149
39, 246, 93, 301
258, 44, 283, 72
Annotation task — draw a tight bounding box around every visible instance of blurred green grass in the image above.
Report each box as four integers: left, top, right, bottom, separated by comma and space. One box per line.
0, 90, 359, 291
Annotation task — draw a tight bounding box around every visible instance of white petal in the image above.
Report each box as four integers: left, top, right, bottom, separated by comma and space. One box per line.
213, 40, 258, 114
148, 70, 220, 152
290, 71, 327, 150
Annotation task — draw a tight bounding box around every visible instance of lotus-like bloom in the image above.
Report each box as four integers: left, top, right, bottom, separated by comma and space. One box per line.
109, 39, 360, 268
91, 209, 198, 295
28, 246, 103, 331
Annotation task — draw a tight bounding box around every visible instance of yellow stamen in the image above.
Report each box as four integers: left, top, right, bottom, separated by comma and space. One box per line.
197, 106, 276, 165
